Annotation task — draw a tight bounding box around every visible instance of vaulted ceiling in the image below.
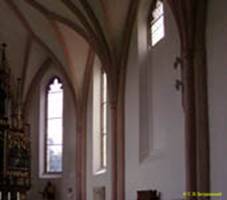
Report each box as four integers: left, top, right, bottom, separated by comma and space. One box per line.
0, 0, 145, 105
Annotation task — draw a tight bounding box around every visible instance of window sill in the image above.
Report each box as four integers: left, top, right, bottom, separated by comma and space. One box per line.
140, 148, 164, 165
39, 173, 62, 179
94, 168, 107, 176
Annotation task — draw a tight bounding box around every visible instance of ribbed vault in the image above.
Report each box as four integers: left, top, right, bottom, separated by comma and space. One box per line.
0, 1, 210, 200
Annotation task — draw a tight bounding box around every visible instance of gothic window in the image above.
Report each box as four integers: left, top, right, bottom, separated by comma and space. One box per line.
45, 77, 63, 174
93, 64, 108, 174
100, 70, 107, 169
148, 0, 165, 47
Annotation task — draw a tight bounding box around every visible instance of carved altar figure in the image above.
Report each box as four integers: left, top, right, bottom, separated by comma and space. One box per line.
42, 181, 55, 200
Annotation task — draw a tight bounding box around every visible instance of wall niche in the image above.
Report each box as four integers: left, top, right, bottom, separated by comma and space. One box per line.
93, 187, 105, 200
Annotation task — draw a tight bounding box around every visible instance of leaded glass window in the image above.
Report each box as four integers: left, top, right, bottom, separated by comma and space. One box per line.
45, 78, 63, 173
149, 0, 165, 46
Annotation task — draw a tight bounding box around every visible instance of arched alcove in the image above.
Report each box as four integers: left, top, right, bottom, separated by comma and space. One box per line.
25, 63, 77, 200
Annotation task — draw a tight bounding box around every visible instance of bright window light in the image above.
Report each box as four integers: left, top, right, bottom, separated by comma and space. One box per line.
151, 0, 165, 46
46, 78, 63, 173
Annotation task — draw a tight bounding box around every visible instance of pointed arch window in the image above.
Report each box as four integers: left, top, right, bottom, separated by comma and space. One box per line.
148, 0, 165, 47
93, 64, 108, 174
45, 77, 63, 174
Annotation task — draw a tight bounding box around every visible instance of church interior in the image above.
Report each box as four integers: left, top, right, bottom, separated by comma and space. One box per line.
0, 0, 226, 200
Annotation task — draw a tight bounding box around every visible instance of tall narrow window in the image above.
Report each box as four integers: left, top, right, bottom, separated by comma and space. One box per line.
148, 0, 165, 47
100, 70, 107, 168
45, 78, 63, 174
93, 63, 108, 174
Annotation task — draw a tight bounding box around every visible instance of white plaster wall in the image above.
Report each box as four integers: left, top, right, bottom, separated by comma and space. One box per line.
207, 0, 227, 198
125, 2, 185, 200
27, 65, 76, 200
57, 22, 89, 89
23, 41, 47, 100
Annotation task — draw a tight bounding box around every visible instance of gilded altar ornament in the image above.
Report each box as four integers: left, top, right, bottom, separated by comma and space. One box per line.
0, 43, 31, 198
0, 43, 10, 118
